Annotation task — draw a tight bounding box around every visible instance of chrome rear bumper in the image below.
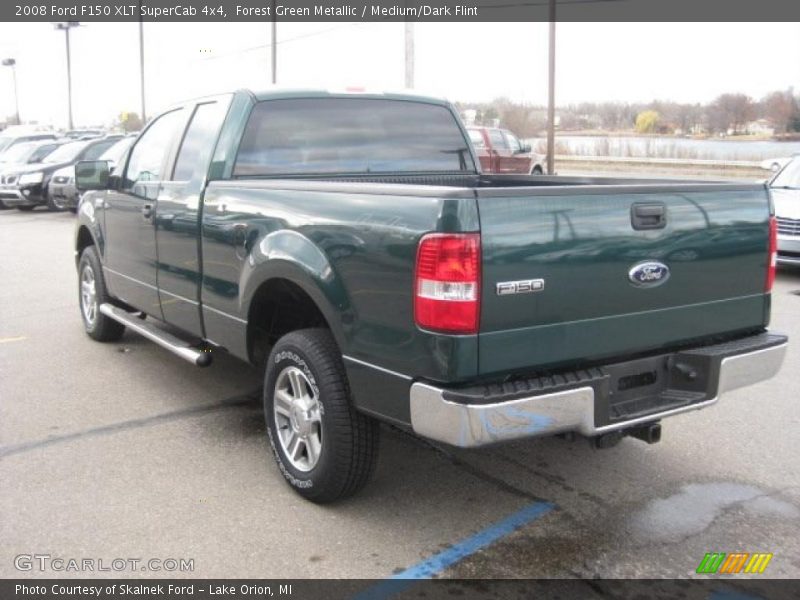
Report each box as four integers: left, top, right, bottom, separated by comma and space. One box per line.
410, 333, 788, 448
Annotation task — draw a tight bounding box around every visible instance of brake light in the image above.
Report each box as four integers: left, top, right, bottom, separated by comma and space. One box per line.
414, 233, 481, 334
766, 215, 777, 292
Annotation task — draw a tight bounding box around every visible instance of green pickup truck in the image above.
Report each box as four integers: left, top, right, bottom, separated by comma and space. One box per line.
74, 89, 787, 503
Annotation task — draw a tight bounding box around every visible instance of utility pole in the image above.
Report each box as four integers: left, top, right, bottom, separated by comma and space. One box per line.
53, 22, 80, 130
139, 11, 146, 122
1, 58, 20, 125
404, 22, 414, 88
271, 0, 277, 84
546, 1, 556, 175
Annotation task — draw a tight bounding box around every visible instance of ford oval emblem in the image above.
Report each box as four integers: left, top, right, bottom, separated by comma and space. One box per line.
628, 261, 670, 287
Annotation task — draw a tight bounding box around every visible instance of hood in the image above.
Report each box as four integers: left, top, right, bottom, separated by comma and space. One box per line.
772, 188, 800, 221
53, 165, 74, 178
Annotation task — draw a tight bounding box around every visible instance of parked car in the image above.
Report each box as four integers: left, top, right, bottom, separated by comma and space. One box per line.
0, 126, 57, 156
74, 89, 785, 503
0, 140, 65, 209
63, 129, 106, 140
770, 154, 800, 266
467, 126, 545, 174
0, 136, 121, 211
49, 135, 135, 212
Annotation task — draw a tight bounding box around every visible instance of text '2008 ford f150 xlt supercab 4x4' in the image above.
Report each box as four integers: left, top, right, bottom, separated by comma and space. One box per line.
73, 89, 787, 503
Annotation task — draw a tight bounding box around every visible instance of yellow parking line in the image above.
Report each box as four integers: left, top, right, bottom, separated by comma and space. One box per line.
0, 336, 27, 344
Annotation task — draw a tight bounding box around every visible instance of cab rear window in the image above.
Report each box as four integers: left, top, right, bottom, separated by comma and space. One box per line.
234, 98, 474, 176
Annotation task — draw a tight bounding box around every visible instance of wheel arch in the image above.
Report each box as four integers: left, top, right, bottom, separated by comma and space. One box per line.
240, 232, 353, 366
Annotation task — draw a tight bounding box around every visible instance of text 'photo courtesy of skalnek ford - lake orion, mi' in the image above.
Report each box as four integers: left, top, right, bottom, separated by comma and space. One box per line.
1, 2, 800, 599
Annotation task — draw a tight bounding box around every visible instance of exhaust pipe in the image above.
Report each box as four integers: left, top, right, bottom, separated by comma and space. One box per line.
628, 422, 662, 445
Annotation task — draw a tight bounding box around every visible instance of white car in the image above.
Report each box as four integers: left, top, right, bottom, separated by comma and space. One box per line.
771, 155, 800, 266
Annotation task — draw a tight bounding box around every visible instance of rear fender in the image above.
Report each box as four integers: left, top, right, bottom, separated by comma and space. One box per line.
241, 230, 351, 349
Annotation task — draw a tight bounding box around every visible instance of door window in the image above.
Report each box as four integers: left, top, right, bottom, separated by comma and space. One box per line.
172, 102, 228, 182
123, 109, 184, 199
503, 131, 521, 153
488, 129, 508, 150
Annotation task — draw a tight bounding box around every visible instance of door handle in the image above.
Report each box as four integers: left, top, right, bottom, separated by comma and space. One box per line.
631, 202, 667, 230
142, 204, 153, 219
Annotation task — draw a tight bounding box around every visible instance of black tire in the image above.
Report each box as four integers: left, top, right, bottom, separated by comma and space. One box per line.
78, 246, 125, 342
68, 207, 78, 214
16, 205, 35, 211
531, 165, 544, 175
46, 193, 63, 212
264, 328, 379, 503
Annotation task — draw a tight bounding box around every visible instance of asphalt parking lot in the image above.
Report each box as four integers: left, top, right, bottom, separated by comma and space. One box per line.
1, 207, 799, 583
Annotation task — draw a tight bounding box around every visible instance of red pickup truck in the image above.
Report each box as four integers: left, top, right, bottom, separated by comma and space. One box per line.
467, 126, 545, 175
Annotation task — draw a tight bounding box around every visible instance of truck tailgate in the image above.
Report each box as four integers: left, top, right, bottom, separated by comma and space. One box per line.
477, 184, 771, 375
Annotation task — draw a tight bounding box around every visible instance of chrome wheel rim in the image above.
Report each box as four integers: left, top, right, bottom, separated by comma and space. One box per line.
80, 265, 98, 326
273, 366, 323, 472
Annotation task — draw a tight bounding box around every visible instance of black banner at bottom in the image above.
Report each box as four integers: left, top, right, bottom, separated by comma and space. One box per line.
2, 579, 799, 600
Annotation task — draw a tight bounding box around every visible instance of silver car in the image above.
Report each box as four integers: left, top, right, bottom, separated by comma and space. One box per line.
771, 155, 800, 266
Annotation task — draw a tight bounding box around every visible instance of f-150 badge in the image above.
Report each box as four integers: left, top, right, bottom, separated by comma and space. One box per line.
628, 261, 670, 287
496, 279, 545, 295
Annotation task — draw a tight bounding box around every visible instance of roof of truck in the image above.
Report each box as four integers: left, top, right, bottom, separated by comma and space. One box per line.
249, 87, 450, 106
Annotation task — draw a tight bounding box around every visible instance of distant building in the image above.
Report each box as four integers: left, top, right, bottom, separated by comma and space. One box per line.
746, 119, 775, 136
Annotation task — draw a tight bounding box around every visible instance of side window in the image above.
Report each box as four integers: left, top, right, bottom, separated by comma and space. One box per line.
504, 132, 521, 153
488, 129, 508, 150
124, 109, 184, 199
172, 102, 228, 182
82, 139, 118, 161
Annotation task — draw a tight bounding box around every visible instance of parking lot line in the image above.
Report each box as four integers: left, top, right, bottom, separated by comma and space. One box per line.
355, 501, 555, 598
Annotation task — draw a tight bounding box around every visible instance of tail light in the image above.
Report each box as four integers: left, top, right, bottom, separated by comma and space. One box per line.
414, 233, 481, 334
766, 215, 777, 292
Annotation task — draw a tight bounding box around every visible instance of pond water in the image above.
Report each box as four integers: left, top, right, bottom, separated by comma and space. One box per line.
528, 135, 800, 161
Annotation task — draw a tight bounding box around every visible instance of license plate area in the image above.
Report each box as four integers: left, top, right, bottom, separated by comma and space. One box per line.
594, 353, 710, 427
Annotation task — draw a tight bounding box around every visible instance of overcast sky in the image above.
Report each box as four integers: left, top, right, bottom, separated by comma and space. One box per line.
0, 21, 798, 127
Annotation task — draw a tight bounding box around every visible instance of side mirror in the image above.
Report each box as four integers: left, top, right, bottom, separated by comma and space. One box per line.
519, 144, 532, 154
75, 160, 110, 191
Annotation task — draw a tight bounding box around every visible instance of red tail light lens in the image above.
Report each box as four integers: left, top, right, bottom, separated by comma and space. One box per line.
414, 233, 481, 334
766, 215, 777, 292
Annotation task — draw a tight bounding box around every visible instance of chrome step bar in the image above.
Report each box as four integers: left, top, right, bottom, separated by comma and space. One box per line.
99, 303, 212, 367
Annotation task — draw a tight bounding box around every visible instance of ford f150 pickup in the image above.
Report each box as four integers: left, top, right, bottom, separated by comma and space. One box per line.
73, 89, 787, 503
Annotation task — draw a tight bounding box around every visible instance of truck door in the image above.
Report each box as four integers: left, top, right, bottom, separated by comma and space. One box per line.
502, 131, 532, 174
103, 108, 185, 316
487, 129, 513, 173
155, 97, 232, 336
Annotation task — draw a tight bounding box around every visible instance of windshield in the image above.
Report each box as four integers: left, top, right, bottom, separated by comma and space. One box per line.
43, 141, 89, 164
234, 98, 475, 176
0, 137, 16, 154
0, 142, 36, 163
772, 157, 800, 189
100, 137, 135, 164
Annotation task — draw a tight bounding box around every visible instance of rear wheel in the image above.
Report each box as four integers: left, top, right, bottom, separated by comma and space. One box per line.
78, 246, 125, 342
531, 165, 544, 175
264, 328, 379, 503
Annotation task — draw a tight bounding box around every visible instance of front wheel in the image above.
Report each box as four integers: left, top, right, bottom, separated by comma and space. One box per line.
46, 193, 63, 212
264, 328, 379, 503
531, 165, 544, 175
78, 246, 125, 342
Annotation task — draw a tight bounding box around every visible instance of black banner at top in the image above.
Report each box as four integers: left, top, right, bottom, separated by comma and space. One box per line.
5, 0, 800, 22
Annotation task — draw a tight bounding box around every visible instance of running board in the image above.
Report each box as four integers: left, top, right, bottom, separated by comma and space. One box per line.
99, 303, 212, 367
